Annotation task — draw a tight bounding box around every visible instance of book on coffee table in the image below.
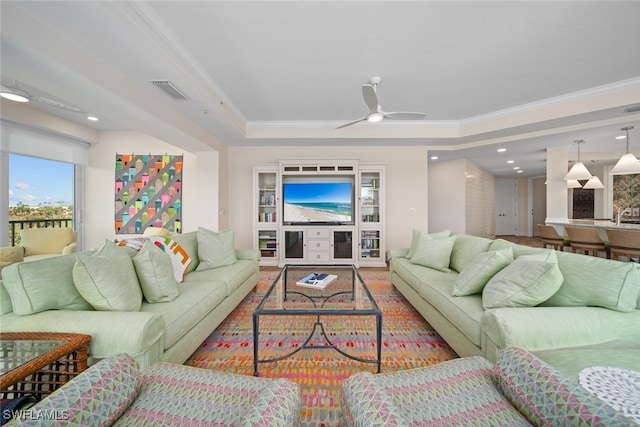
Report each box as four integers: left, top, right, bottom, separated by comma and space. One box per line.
296, 272, 337, 289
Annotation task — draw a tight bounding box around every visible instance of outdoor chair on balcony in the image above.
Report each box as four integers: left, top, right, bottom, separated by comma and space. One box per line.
19, 227, 77, 261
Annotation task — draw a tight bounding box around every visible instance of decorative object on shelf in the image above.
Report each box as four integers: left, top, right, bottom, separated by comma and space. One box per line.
611, 126, 640, 175
115, 154, 183, 234
564, 140, 593, 181
336, 76, 427, 129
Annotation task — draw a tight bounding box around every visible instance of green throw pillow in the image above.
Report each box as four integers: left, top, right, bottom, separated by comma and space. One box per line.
72, 253, 142, 311
482, 251, 563, 309
133, 240, 179, 303
406, 229, 451, 259
196, 227, 237, 271
409, 235, 457, 273
452, 247, 514, 296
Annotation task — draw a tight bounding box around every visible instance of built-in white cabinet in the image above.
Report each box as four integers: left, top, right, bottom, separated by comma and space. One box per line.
358, 166, 385, 266
253, 166, 280, 266
254, 161, 385, 267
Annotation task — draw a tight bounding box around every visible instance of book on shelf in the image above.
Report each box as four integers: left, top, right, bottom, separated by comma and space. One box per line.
295, 272, 337, 289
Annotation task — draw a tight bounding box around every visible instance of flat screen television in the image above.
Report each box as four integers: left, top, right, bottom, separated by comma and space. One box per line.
282, 180, 354, 225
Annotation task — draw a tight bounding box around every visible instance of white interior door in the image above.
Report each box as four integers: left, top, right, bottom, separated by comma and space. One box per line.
495, 179, 517, 235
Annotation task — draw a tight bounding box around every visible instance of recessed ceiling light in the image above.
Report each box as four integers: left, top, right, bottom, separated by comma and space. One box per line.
87, 116, 98, 121
513, 166, 520, 170
497, 148, 506, 153
430, 156, 438, 160
517, 170, 523, 173
507, 160, 515, 164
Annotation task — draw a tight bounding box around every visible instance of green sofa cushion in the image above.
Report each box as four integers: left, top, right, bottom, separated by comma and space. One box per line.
73, 253, 142, 311
196, 228, 237, 271
543, 251, 640, 312
141, 279, 227, 349
449, 234, 493, 273
133, 240, 179, 303
483, 251, 563, 309
406, 229, 451, 259
2, 253, 93, 315
452, 247, 513, 296
409, 235, 456, 273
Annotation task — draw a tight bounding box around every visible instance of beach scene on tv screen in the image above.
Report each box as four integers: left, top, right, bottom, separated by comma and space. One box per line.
283, 182, 352, 222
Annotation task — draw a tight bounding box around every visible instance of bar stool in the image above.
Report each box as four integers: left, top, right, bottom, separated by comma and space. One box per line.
605, 228, 640, 262
536, 224, 569, 251
565, 226, 610, 258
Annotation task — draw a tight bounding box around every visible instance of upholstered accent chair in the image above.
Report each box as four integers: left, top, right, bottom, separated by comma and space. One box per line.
19, 227, 77, 261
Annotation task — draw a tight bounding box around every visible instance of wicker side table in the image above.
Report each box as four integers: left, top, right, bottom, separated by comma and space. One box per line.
0, 332, 91, 400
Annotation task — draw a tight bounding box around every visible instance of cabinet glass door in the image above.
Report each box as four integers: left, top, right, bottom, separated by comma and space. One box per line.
257, 172, 277, 223
284, 230, 304, 259
360, 172, 381, 223
333, 230, 353, 259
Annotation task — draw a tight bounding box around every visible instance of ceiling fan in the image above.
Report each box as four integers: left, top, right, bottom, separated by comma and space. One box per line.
336, 76, 427, 129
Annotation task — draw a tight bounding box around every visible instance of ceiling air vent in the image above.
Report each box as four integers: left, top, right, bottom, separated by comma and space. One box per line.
149, 80, 189, 100
624, 105, 640, 114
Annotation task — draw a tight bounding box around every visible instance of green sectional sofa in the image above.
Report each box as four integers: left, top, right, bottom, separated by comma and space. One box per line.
389, 231, 640, 375
0, 228, 259, 370
340, 346, 638, 426
5, 353, 301, 426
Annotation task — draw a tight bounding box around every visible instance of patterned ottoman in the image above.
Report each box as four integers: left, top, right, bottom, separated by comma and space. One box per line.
340, 347, 636, 426
6, 354, 301, 426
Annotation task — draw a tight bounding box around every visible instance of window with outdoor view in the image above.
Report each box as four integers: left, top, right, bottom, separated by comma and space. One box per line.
8, 154, 74, 246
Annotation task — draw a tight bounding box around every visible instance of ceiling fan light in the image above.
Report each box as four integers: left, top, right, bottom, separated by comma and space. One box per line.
0, 87, 30, 103
610, 153, 640, 175
564, 162, 592, 181
566, 179, 582, 189
367, 112, 384, 123
582, 176, 604, 189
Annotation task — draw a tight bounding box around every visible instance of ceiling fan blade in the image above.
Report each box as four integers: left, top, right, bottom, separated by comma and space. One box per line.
362, 84, 378, 113
383, 111, 426, 120
336, 116, 368, 129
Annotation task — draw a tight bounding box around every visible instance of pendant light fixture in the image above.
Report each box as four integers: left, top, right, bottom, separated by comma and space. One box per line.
582, 175, 605, 189
611, 126, 640, 175
566, 179, 583, 189
564, 140, 592, 181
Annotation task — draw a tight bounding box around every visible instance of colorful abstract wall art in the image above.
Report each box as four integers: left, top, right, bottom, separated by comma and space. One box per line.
115, 154, 183, 234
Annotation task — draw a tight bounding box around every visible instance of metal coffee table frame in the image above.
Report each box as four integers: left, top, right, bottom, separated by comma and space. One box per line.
253, 264, 382, 376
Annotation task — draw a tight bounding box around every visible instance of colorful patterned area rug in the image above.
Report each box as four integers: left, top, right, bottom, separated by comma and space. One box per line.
185, 269, 458, 426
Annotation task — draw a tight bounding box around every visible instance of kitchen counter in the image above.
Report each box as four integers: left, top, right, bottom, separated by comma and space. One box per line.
546, 219, 640, 240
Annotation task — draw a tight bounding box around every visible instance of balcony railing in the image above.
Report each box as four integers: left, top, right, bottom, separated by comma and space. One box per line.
8, 219, 73, 247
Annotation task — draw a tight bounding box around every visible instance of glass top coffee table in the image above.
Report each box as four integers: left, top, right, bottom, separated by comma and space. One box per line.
253, 264, 382, 376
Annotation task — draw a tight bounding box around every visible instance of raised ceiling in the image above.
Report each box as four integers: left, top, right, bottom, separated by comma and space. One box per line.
1, 1, 639, 176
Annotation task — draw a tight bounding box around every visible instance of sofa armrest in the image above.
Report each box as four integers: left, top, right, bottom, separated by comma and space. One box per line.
387, 248, 409, 260
62, 242, 77, 255
481, 307, 640, 360
7, 355, 140, 427
0, 310, 165, 367
496, 347, 637, 426
235, 248, 260, 262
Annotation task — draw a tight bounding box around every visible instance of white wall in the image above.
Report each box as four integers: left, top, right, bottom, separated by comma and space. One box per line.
428, 159, 466, 234
465, 160, 495, 237
85, 131, 221, 249
228, 146, 430, 250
